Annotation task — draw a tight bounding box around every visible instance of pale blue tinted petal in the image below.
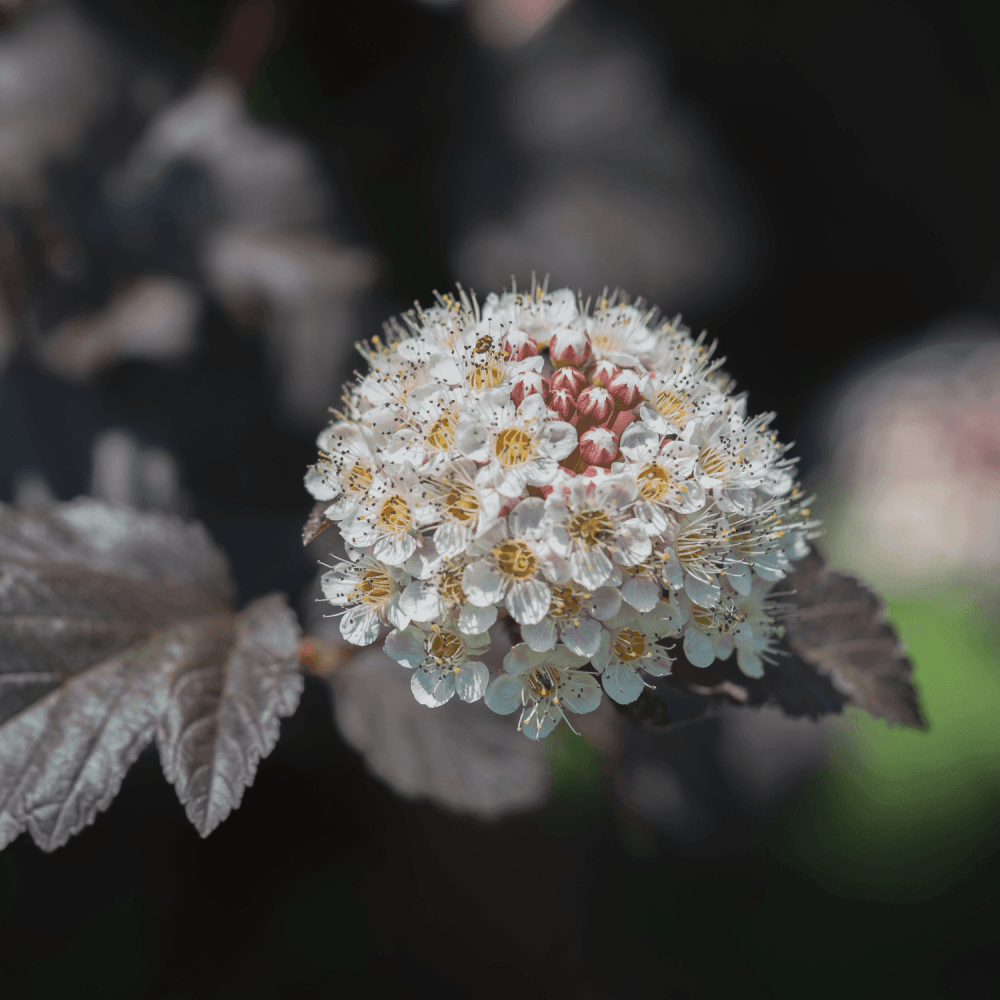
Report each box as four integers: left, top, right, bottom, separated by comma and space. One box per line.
723, 561, 752, 596
458, 603, 498, 634
601, 662, 645, 705
561, 618, 601, 657
503, 642, 537, 676
520, 713, 558, 740
484, 674, 524, 715
685, 573, 720, 608
621, 575, 660, 612
384, 625, 426, 668
399, 580, 440, 621
456, 661, 490, 703
521, 618, 557, 652
561, 673, 603, 715
737, 648, 764, 679
683, 629, 716, 668
411, 665, 456, 707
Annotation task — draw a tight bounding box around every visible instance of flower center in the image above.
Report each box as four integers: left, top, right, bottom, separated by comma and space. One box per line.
437, 563, 467, 607
656, 388, 689, 426
378, 494, 412, 532
691, 605, 715, 629
468, 362, 505, 390
613, 627, 647, 661
675, 528, 706, 567
442, 481, 480, 523
359, 569, 392, 605
494, 427, 534, 466
495, 539, 538, 579
428, 630, 464, 663
637, 463, 673, 501
699, 445, 727, 478
426, 412, 457, 451
548, 584, 584, 621
568, 509, 614, 547
526, 666, 561, 699
344, 463, 373, 497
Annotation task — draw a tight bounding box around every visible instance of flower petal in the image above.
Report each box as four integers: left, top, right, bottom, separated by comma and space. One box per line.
561, 618, 602, 657
458, 603, 498, 634
683, 629, 716, 668
570, 546, 613, 589
561, 672, 603, 714
601, 662, 645, 705
411, 665, 456, 707
685, 572, 721, 608
507, 579, 551, 625
462, 560, 507, 606
521, 618, 558, 652
339, 606, 381, 646
384, 625, 426, 668
484, 674, 524, 715
621, 575, 660, 612
456, 661, 490, 703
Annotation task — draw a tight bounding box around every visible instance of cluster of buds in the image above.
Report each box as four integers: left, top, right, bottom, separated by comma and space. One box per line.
306, 280, 818, 739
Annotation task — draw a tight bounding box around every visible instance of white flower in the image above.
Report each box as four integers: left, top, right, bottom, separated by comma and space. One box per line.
320, 555, 410, 645
339, 476, 434, 567
419, 459, 504, 558
594, 602, 680, 704
583, 297, 662, 368
305, 422, 385, 522
616, 423, 706, 535
680, 591, 754, 669
519, 582, 621, 656
307, 279, 819, 737
545, 474, 651, 589
384, 621, 491, 707
399, 551, 497, 634
484, 643, 602, 739
461, 499, 568, 625
455, 392, 576, 496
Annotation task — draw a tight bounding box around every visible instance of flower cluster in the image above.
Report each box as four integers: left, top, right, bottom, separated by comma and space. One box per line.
307, 281, 818, 739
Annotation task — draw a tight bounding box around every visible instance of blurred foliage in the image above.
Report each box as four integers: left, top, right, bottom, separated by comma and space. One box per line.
618, 593, 1000, 997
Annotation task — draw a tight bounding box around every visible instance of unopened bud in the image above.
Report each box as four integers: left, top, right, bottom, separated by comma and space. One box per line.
579, 426, 619, 467
549, 326, 593, 369
608, 369, 645, 409
501, 328, 539, 362
588, 359, 622, 389
547, 387, 576, 421
575, 385, 615, 425
510, 370, 548, 407
550, 366, 589, 398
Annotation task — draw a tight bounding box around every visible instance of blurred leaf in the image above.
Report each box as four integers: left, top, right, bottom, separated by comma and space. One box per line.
302, 500, 333, 546
623, 551, 925, 730
0, 499, 302, 851
328, 644, 552, 820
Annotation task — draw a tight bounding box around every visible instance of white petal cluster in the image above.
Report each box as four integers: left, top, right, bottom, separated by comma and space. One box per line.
309, 282, 819, 738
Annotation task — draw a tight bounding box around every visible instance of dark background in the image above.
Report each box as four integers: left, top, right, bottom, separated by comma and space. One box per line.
1, 1, 998, 997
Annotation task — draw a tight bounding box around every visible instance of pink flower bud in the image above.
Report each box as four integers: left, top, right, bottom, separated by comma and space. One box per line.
588, 359, 622, 389
575, 385, 615, 425
579, 426, 619, 467
609, 408, 635, 437
510, 370, 549, 407
550, 366, 589, 398
608, 369, 645, 409
549, 326, 593, 369
501, 328, 539, 362
547, 387, 576, 421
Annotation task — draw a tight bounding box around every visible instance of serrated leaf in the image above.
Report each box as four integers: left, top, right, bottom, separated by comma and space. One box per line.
0, 499, 303, 851
157, 594, 303, 836
329, 645, 552, 820
622, 551, 925, 730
